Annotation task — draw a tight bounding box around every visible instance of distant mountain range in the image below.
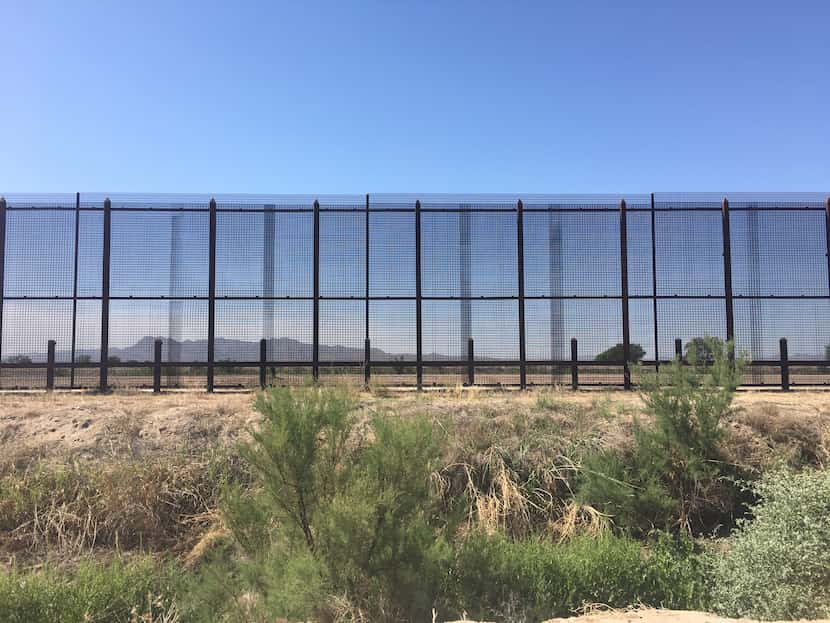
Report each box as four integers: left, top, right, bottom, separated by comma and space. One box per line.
10, 336, 452, 364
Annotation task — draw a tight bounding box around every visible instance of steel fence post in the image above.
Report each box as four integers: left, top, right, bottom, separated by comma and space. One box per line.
260, 338, 267, 389
313, 199, 320, 381
207, 198, 216, 392
100, 197, 111, 392
570, 337, 578, 390
722, 198, 735, 348
70, 192, 80, 388
153, 339, 162, 393
517, 199, 527, 389
620, 199, 631, 389
779, 338, 789, 391
467, 337, 474, 386
415, 199, 423, 390
650, 192, 659, 372
364, 338, 371, 388
46, 340, 56, 390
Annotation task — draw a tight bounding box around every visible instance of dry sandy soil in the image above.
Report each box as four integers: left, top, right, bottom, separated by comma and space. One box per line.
536, 609, 830, 623
1, 388, 829, 466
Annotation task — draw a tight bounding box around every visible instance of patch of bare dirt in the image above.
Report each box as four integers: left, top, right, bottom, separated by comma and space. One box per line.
0, 389, 827, 470
537, 608, 830, 623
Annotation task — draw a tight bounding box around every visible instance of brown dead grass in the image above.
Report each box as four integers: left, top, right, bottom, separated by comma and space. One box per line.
1, 387, 829, 567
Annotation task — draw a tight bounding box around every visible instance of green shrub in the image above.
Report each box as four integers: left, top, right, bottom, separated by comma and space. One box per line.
0, 557, 177, 623
446, 531, 707, 621
578, 337, 748, 535
191, 387, 451, 623
710, 469, 830, 620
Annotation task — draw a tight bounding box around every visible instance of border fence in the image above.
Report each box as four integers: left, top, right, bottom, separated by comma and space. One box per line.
1, 192, 828, 392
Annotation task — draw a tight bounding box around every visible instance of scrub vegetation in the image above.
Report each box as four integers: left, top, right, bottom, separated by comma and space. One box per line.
2, 338, 829, 622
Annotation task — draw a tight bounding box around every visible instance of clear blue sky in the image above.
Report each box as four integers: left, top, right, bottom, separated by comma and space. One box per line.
2, 0, 828, 194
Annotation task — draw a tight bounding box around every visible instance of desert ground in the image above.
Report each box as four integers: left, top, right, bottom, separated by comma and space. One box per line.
2, 387, 829, 622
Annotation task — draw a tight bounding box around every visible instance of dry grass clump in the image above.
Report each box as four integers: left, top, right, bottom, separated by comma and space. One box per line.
438, 443, 608, 540
727, 403, 830, 470
0, 450, 243, 562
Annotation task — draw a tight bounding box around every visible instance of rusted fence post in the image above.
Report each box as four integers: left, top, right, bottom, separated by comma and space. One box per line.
466, 337, 475, 386
570, 338, 578, 390
312, 200, 320, 381
620, 199, 631, 389
415, 199, 423, 390
259, 338, 267, 389
780, 338, 789, 391
153, 339, 163, 393
517, 199, 527, 389
364, 338, 371, 388
46, 340, 56, 390
99, 198, 111, 392
207, 197, 216, 392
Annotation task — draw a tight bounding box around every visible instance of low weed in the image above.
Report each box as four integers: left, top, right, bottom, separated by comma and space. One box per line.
446, 531, 707, 622
710, 468, 830, 619
0, 557, 178, 623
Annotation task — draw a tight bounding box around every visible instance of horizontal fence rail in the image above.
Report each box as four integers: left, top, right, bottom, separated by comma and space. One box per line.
0, 192, 829, 392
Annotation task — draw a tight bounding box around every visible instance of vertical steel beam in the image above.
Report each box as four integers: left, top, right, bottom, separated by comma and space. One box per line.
517, 199, 527, 389
467, 337, 474, 386
0, 197, 7, 365
620, 199, 631, 389
312, 199, 320, 380
779, 338, 789, 391
46, 340, 56, 391
365, 194, 370, 386
153, 338, 162, 393
415, 199, 423, 389
650, 193, 659, 372
364, 338, 371, 388
570, 337, 578, 390
260, 338, 267, 389
99, 198, 111, 392
70, 192, 80, 388
207, 198, 217, 392
722, 197, 735, 345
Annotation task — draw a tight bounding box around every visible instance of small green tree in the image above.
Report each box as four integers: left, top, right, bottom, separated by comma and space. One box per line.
4, 355, 32, 365
579, 337, 747, 535
190, 387, 450, 623
595, 343, 645, 363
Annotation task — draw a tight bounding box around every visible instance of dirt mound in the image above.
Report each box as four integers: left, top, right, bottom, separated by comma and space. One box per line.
1, 390, 828, 470
540, 609, 830, 623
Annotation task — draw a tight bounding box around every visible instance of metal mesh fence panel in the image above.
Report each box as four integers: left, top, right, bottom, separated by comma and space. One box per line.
110, 211, 209, 297
215, 211, 313, 297
0, 192, 828, 390
523, 211, 620, 297
4, 210, 75, 297
734, 299, 830, 361
524, 299, 622, 361
319, 300, 364, 362
1, 300, 74, 362
369, 211, 416, 297
655, 208, 724, 297
657, 298, 727, 360
422, 300, 518, 361
730, 209, 827, 297
320, 212, 365, 298
369, 300, 416, 362
421, 211, 517, 297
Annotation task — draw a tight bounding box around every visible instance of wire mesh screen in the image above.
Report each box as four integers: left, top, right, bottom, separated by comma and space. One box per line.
0, 192, 828, 390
